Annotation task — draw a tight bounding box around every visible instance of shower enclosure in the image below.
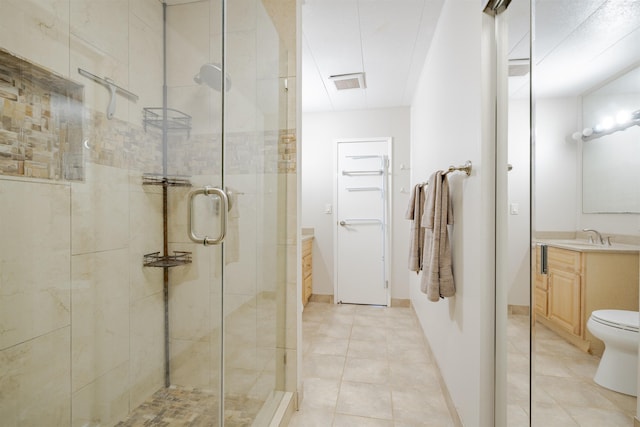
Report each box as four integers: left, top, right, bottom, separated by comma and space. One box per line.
0, 0, 296, 426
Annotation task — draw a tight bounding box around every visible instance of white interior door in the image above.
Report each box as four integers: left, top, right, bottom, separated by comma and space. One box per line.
335, 138, 390, 306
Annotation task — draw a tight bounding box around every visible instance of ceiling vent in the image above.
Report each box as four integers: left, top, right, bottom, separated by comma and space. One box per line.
329, 72, 366, 90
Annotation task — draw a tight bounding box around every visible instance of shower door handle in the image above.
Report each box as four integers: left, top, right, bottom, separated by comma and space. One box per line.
188, 186, 228, 246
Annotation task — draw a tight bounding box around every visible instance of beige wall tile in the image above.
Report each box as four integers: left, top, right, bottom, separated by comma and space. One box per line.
227, 0, 257, 33
71, 248, 130, 391
169, 244, 213, 341
167, 85, 217, 136
130, 0, 163, 33
166, 1, 210, 88
70, 0, 129, 64
0, 0, 71, 77
129, 292, 164, 409
129, 14, 164, 126
71, 164, 129, 254
171, 339, 211, 389
0, 327, 71, 426
129, 187, 164, 301
0, 179, 71, 349
72, 361, 129, 427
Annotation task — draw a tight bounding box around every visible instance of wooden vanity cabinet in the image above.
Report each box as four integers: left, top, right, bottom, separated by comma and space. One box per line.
535, 245, 639, 355
302, 238, 313, 306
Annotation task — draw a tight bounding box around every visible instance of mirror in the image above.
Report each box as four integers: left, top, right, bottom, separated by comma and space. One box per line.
530, 0, 640, 426
582, 65, 640, 213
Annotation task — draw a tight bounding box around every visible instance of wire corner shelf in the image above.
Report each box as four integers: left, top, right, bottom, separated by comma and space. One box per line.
143, 107, 192, 137
143, 251, 192, 268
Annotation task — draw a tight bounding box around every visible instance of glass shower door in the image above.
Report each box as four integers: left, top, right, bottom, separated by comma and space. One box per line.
167, 0, 289, 425
221, 0, 290, 423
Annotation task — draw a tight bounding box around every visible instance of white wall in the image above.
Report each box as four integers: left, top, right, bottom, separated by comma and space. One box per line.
534, 97, 580, 232
533, 96, 640, 237
409, 1, 495, 425
301, 107, 411, 300
507, 98, 531, 306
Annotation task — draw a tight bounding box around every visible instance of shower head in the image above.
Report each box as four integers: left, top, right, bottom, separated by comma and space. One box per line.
193, 63, 231, 92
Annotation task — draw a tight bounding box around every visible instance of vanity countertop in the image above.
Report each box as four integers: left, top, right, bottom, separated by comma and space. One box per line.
538, 239, 640, 254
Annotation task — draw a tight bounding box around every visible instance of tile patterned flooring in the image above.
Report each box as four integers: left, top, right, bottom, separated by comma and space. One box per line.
114, 386, 264, 426
288, 301, 457, 427
507, 314, 637, 426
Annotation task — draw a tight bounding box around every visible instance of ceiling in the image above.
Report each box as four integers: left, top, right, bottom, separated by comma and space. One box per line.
302, 0, 640, 112
301, 0, 445, 113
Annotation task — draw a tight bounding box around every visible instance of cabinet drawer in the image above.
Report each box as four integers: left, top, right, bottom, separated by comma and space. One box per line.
548, 247, 581, 273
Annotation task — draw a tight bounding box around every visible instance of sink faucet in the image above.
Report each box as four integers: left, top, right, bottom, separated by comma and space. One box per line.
582, 228, 604, 245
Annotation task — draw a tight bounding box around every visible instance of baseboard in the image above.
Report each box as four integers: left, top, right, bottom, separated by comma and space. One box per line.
508, 304, 530, 315
309, 294, 333, 304
391, 298, 410, 307
410, 306, 463, 427
309, 295, 409, 307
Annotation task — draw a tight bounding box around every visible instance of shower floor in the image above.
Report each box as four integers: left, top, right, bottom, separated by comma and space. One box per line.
115, 385, 264, 427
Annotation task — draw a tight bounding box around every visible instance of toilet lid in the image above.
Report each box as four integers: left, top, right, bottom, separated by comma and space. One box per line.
591, 310, 639, 332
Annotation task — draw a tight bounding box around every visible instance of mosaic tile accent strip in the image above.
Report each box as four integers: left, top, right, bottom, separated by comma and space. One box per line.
0, 49, 84, 180
115, 385, 265, 427
86, 110, 163, 174
0, 47, 294, 180
165, 128, 296, 176
278, 129, 296, 174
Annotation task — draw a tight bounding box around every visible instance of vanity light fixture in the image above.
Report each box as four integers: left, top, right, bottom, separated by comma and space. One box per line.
572, 108, 640, 141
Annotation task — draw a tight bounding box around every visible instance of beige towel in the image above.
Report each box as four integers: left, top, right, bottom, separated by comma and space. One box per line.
420, 171, 455, 301
405, 183, 426, 272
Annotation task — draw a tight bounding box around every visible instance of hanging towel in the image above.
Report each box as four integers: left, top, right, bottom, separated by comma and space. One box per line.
405, 183, 426, 273
420, 171, 455, 301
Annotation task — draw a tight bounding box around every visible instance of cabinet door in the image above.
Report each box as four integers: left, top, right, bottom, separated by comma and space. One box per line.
548, 269, 581, 335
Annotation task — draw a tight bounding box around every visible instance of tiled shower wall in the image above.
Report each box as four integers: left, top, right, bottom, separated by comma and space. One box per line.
0, 1, 167, 426
0, 0, 298, 426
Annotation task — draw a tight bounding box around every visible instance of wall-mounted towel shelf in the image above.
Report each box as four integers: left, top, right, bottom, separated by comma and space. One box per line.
346, 155, 384, 160
339, 218, 383, 226
346, 187, 382, 192
342, 170, 384, 176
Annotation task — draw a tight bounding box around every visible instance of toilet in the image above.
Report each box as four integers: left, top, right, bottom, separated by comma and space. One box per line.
587, 309, 639, 396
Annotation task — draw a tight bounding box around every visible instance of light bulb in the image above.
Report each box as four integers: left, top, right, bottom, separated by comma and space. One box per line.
616, 110, 631, 124
582, 128, 593, 137
601, 116, 614, 130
